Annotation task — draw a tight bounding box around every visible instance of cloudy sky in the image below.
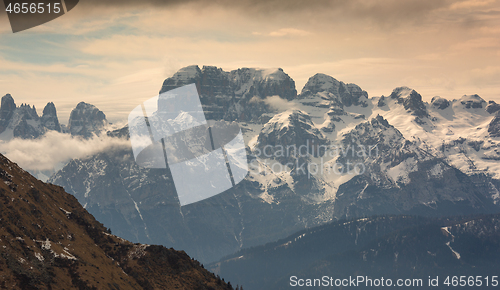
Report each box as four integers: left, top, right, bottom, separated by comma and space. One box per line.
0, 0, 499, 123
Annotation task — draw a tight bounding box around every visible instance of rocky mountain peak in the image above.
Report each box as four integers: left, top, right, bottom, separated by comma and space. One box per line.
264, 67, 286, 80
371, 114, 391, 128
11, 103, 42, 139
342, 115, 403, 150
0, 95, 63, 139
301, 73, 340, 96
228, 67, 297, 102
337, 114, 424, 175
41, 102, 61, 132
459, 94, 486, 109
389, 86, 413, 99
377, 95, 387, 107
251, 68, 297, 101
488, 111, 500, 137
17, 103, 38, 118
300, 73, 368, 107
42, 101, 56, 116
201, 65, 227, 78
159, 65, 297, 121
259, 110, 320, 135
402, 91, 426, 115
160, 65, 203, 94
172, 66, 297, 100
390, 87, 429, 118
0, 94, 16, 133
68, 102, 107, 138
486, 101, 500, 114
431, 96, 450, 110
1, 93, 15, 110
256, 110, 328, 161
199, 65, 231, 98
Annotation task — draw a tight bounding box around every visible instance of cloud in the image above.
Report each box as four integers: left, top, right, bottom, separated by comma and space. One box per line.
0, 131, 131, 171
263, 95, 297, 110
268, 28, 311, 37
71, 0, 456, 27
450, 0, 497, 10
2, 0, 498, 36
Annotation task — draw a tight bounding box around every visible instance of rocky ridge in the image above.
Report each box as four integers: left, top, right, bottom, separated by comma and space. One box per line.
0, 152, 235, 289
0, 95, 109, 140
159, 65, 297, 122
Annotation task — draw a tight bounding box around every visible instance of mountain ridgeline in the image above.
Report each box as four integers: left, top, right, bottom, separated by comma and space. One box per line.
0, 96, 107, 140
0, 153, 235, 289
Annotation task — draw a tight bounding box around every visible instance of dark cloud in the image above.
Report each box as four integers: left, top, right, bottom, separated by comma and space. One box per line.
0, 0, 480, 32
78, 0, 453, 24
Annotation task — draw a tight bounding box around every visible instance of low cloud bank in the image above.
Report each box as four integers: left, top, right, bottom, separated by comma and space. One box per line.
0, 131, 131, 172
263, 95, 297, 110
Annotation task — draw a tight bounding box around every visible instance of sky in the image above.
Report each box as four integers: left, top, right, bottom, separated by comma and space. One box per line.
0, 0, 499, 123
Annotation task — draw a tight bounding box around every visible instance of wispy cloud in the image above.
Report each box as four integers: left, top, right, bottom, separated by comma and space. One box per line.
260, 28, 311, 37
450, 0, 497, 10
263, 95, 297, 110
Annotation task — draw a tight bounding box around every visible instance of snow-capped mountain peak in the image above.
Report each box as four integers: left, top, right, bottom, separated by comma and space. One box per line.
388, 86, 428, 118
431, 96, 450, 110
300, 73, 369, 108
44, 65, 500, 264
458, 94, 486, 109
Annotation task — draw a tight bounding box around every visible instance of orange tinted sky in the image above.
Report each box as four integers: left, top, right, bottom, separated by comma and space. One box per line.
0, 0, 499, 122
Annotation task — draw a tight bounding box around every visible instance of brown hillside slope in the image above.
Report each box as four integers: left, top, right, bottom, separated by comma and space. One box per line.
0, 153, 233, 290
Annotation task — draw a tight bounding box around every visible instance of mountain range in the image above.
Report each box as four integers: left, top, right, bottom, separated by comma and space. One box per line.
3, 65, 500, 268
0, 94, 107, 141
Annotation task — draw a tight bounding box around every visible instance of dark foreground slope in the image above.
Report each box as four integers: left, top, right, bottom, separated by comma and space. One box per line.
212, 215, 500, 290
0, 153, 233, 290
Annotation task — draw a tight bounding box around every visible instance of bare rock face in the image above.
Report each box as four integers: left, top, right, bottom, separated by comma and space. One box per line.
11, 104, 43, 139
486, 100, 500, 114
489, 111, 500, 137
68, 102, 107, 138
0, 94, 16, 133
159, 65, 297, 121
160, 65, 203, 94
297, 74, 369, 133
40, 102, 61, 132
377, 95, 387, 107
0, 95, 63, 139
